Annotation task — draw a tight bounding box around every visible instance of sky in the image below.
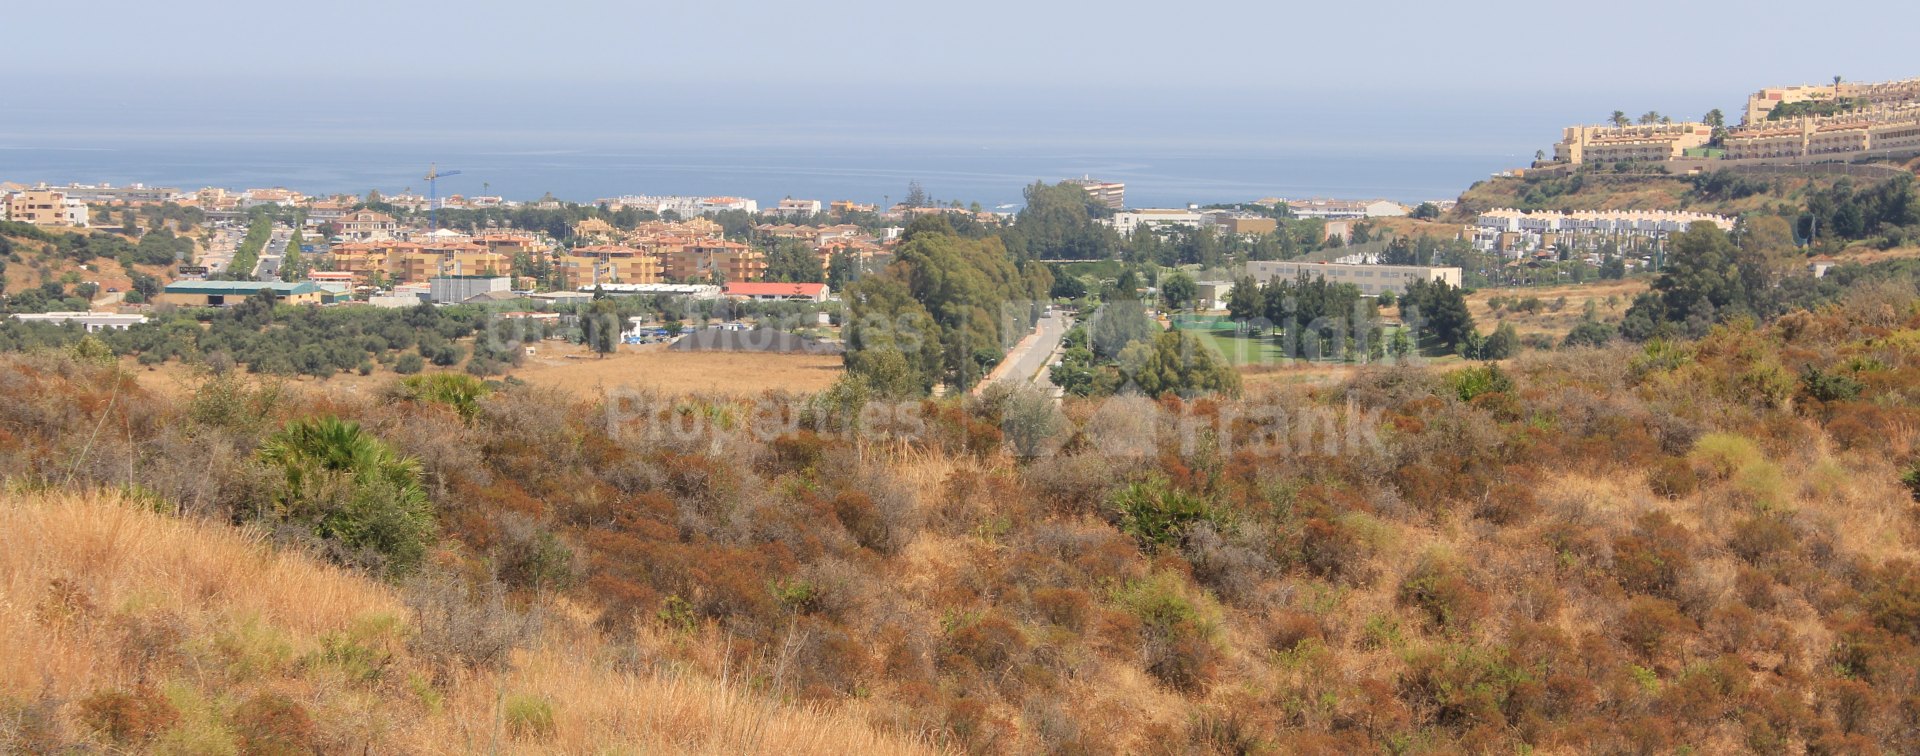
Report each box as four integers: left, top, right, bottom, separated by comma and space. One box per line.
6, 0, 1915, 97
4, 0, 1919, 204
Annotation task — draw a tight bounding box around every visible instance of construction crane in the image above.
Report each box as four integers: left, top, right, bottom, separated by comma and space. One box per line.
424, 163, 463, 232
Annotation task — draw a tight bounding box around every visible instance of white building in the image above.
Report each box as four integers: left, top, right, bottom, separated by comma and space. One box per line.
767, 199, 823, 218
1472, 208, 1737, 256
597, 195, 759, 217
1246, 261, 1461, 296
1106, 209, 1204, 238
1285, 198, 1408, 220
10, 312, 148, 332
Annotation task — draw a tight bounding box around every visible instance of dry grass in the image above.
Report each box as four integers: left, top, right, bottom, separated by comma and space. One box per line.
509, 341, 844, 400
121, 340, 845, 403
0, 489, 940, 754
1465, 278, 1648, 341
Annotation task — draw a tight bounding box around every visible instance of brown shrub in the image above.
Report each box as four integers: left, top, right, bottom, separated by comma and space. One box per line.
1612, 511, 1693, 599
1620, 596, 1697, 658
944, 611, 1028, 674
76, 686, 178, 745
1030, 587, 1093, 632
829, 491, 888, 552
1398, 557, 1489, 631
1729, 513, 1797, 566
1268, 611, 1324, 652
1646, 456, 1699, 498
230, 692, 317, 755
1299, 517, 1368, 584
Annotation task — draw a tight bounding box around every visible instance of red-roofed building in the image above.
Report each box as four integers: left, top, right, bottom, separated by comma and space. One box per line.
723, 282, 830, 302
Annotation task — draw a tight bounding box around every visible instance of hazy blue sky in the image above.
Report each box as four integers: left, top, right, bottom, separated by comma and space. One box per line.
7, 0, 1917, 97
4, 0, 1919, 204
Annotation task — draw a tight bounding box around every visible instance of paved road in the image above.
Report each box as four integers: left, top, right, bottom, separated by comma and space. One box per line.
990, 310, 1069, 389
255, 231, 288, 281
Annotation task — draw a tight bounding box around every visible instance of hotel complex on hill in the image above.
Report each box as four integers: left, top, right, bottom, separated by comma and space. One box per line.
1550, 75, 1920, 167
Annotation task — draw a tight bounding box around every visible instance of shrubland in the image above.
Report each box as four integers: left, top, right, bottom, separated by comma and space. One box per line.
6, 262, 1920, 751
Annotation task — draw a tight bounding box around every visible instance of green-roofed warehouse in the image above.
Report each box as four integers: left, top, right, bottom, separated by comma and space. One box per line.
158, 280, 331, 307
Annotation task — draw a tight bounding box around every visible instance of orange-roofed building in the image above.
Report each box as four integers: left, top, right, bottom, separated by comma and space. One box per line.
724, 282, 830, 302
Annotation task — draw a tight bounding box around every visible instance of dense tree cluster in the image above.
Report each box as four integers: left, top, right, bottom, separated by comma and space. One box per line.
843, 219, 1051, 394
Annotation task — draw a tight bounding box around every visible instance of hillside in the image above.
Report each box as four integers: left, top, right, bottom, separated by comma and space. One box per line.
6, 265, 1920, 752
0, 489, 936, 753
1453, 164, 1919, 219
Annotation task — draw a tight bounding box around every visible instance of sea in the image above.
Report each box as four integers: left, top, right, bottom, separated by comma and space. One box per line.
0, 85, 1577, 209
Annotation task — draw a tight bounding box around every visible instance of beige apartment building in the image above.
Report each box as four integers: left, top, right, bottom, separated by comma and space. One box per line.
328, 241, 507, 284
558, 245, 661, 288
1724, 106, 1920, 160
659, 240, 765, 282
1554, 123, 1713, 165
1744, 77, 1920, 124
1245, 261, 1461, 296
2, 189, 89, 227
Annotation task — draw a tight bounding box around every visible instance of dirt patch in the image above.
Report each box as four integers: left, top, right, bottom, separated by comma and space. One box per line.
510, 341, 843, 399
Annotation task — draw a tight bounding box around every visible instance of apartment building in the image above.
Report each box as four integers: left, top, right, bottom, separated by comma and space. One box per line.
328, 241, 506, 283
829, 200, 877, 214
47, 183, 181, 205
1472, 209, 1736, 256
2, 189, 89, 227
1744, 76, 1920, 124
768, 199, 823, 217
1724, 106, 1920, 160
1553, 123, 1713, 165
558, 244, 661, 288
1284, 198, 1408, 219
1063, 177, 1126, 210
1245, 260, 1461, 296
336, 209, 400, 241
660, 240, 765, 282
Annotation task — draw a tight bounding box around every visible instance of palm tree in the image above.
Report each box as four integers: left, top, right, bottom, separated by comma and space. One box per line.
1610, 110, 1629, 127
258, 417, 433, 575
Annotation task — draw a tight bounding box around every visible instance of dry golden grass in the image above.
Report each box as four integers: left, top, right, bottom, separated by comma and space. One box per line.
0, 489, 941, 754
1466, 278, 1648, 341
121, 340, 845, 403
510, 341, 844, 400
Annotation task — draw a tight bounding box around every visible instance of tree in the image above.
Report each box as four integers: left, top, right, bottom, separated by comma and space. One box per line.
1401, 278, 1475, 351
1225, 275, 1261, 328
764, 238, 822, 283
1116, 330, 1241, 398
1160, 271, 1197, 311
1411, 202, 1442, 220
583, 298, 621, 358
1534, 150, 1546, 163
904, 181, 929, 209
281, 223, 307, 282
1611, 110, 1630, 127
1638, 111, 1663, 125
1089, 297, 1159, 360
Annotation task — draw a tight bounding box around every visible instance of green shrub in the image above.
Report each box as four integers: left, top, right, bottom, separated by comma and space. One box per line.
1109, 478, 1220, 550
399, 372, 492, 420
258, 417, 436, 577
394, 353, 425, 374
1446, 364, 1513, 403
504, 694, 556, 740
